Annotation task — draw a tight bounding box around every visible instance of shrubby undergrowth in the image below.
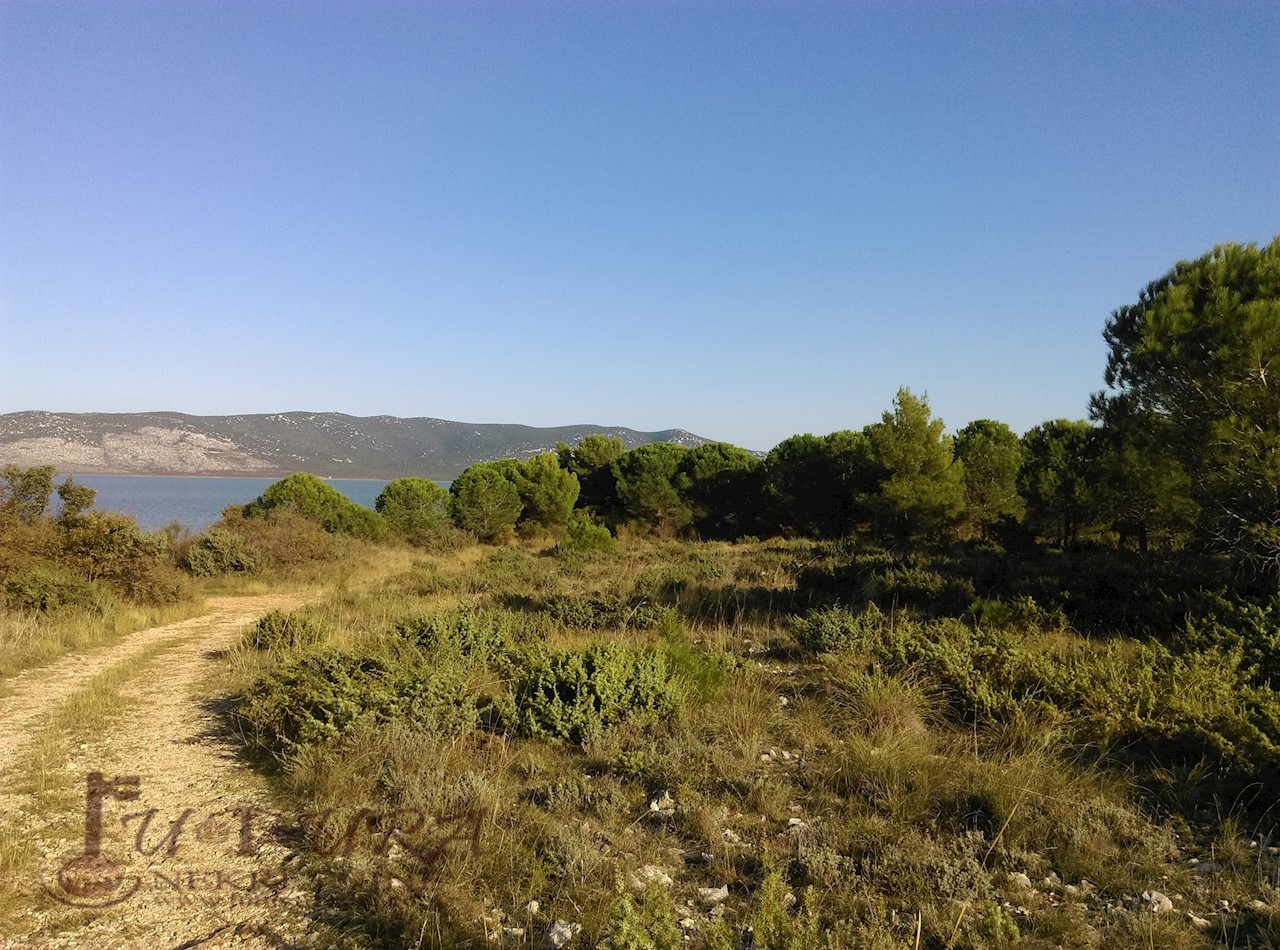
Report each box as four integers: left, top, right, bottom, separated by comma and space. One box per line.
223, 534, 1280, 949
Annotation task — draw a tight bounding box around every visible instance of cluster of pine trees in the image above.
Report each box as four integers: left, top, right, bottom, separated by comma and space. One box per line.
432, 240, 1277, 578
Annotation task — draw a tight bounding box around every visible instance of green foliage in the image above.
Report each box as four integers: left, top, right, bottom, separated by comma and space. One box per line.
505, 643, 683, 744
245, 609, 324, 650
747, 860, 822, 950
1092, 423, 1197, 552
612, 442, 693, 533
1019, 420, 1098, 547
865, 387, 965, 538
680, 441, 763, 539
449, 463, 523, 542
211, 507, 340, 568
236, 650, 477, 758
391, 603, 534, 668
1, 464, 54, 523
245, 473, 382, 539
374, 477, 452, 545
954, 419, 1025, 536
1093, 238, 1280, 574
560, 434, 628, 476
661, 635, 732, 702
558, 434, 625, 513
544, 593, 674, 630
512, 452, 580, 529
59, 510, 185, 604
556, 510, 617, 556
791, 605, 891, 654
54, 476, 97, 520
791, 602, 1280, 777
762, 431, 879, 537
181, 527, 265, 576
598, 877, 684, 950
2, 563, 103, 613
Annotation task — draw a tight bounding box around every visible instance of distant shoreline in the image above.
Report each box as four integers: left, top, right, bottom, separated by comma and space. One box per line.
62, 472, 408, 482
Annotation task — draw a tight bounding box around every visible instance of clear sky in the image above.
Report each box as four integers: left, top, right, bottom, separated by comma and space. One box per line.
2, 1, 1276, 451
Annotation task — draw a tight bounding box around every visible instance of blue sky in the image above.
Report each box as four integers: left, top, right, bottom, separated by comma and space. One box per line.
2, 1, 1276, 451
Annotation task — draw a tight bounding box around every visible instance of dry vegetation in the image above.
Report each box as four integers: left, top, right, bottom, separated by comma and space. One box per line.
218, 537, 1280, 949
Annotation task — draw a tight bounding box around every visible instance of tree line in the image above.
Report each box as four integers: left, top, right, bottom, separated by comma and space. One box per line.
233, 238, 1278, 589
5, 238, 1276, 599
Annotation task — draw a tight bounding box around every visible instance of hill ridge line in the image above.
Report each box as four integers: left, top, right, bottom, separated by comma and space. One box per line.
0, 410, 712, 480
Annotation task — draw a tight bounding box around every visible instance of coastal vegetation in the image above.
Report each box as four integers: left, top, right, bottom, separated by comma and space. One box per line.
2, 239, 1279, 946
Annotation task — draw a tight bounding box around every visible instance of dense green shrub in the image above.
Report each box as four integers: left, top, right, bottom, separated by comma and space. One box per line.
790, 605, 892, 654
505, 643, 683, 744
181, 528, 265, 576
216, 508, 340, 567
236, 650, 477, 758
449, 464, 523, 542
392, 604, 538, 667
556, 510, 616, 556
375, 477, 455, 546
244, 473, 383, 539
2, 563, 103, 613
59, 510, 186, 604
544, 593, 674, 630
245, 609, 325, 650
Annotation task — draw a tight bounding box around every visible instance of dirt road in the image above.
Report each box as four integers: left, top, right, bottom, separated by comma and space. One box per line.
0, 595, 332, 950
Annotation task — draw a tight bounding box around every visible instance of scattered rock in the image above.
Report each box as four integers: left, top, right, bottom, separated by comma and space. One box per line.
1009, 872, 1033, 890
1142, 890, 1174, 914
545, 920, 581, 949
629, 865, 674, 891
698, 885, 730, 905
1043, 872, 1061, 887
786, 817, 807, 831
526, 900, 540, 916
759, 753, 772, 763
649, 790, 676, 818
1188, 913, 1212, 931
722, 829, 744, 845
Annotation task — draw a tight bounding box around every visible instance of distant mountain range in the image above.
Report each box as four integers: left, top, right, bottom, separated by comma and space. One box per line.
0, 411, 712, 480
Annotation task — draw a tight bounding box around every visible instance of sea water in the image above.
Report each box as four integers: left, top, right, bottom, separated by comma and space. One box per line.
61, 475, 392, 531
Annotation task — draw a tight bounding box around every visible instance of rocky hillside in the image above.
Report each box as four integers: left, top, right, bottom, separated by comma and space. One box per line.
0, 411, 711, 479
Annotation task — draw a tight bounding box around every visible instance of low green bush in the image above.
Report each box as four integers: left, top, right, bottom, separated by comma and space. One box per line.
392, 603, 540, 668
790, 605, 891, 654
2, 563, 104, 613
505, 643, 684, 744
556, 510, 616, 556
181, 528, 265, 577
245, 609, 325, 650
236, 650, 477, 758
544, 593, 674, 631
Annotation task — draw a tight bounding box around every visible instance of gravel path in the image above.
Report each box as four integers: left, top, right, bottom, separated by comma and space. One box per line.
0, 596, 334, 950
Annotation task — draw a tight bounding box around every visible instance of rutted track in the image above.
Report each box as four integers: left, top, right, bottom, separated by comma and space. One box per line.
0, 595, 331, 950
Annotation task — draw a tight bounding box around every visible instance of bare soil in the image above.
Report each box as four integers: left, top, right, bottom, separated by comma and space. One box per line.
0, 596, 336, 950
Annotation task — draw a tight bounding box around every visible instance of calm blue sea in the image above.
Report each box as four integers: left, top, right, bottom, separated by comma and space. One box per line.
65, 475, 391, 532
